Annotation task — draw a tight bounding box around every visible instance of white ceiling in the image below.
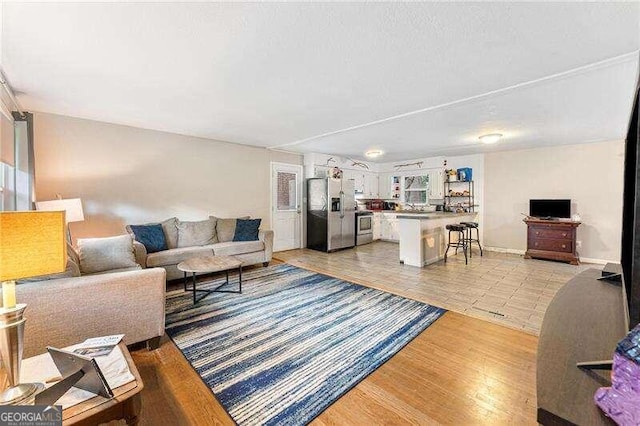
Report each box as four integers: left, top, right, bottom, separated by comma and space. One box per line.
2, 2, 639, 161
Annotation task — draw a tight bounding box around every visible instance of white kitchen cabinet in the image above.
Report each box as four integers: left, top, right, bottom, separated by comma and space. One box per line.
314, 165, 330, 178
343, 170, 365, 195
380, 213, 399, 242
354, 173, 365, 195
428, 168, 444, 200
378, 173, 392, 200
363, 172, 379, 198
388, 216, 399, 241
380, 215, 390, 240
373, 212, 382, 240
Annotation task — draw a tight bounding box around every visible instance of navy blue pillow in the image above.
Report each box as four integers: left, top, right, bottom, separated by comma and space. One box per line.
129, 224, 167, 253
233, 219, 262, 242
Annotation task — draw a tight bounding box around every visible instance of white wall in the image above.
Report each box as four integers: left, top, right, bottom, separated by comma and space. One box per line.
33, 112, 302, 241
484, 140, 625, 262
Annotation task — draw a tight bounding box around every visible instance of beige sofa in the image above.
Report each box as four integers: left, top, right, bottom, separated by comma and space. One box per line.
129, 217, 273, 281
17, 241, 166, 358
18, 268, 166, 358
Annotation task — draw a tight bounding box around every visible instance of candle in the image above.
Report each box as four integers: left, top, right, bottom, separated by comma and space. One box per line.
2, 281, 16, 309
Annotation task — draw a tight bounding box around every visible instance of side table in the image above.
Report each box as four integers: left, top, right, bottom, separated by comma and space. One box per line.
21, 342, 143, 425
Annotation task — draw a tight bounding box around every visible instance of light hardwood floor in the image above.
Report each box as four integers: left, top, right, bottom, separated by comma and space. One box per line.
275, 242, 594, 335
132, 312, 538, 426
129, 250, 561, 425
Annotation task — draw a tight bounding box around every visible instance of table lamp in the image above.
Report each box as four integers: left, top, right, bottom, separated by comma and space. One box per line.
35, 198, 84, 242
0, 211, 67, 404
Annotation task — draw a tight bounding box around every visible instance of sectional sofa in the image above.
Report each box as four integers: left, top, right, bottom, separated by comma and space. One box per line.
17, 241, 166, 358
128, 216, 273, 281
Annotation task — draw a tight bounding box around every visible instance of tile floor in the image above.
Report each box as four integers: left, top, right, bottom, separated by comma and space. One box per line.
274, 241, 597, 335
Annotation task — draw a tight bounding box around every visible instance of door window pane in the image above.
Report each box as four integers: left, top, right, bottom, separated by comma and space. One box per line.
277, 172, 297, 210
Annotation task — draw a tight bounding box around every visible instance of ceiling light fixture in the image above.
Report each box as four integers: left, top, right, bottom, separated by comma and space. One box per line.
365, 150, 383, 158
479, 133, 503, 144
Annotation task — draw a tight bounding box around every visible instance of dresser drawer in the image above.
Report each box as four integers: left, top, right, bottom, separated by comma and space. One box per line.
529, 227, 573, 240
531, 238, 573, 253
524, 219, 580, 265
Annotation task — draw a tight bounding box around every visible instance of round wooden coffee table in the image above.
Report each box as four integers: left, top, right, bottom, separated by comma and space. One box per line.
177, 256, 243, 304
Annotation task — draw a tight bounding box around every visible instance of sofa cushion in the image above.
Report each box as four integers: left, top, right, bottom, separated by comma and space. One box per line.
161, 217, 179, 249
233, 218, 262, 242
128, 224, 167, 253
127, 217, 179, 249
146, 246, 214, 267
214, 216, 250, 242
210, 240, 264, 257
67, 243, 80, 266
177, 218, 217, 247
77, 235, 138, 275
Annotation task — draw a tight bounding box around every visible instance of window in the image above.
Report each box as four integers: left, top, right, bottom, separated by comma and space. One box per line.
0, 162, 16, 211
276, 171, 297, 211
0, 112, 16, 211
403, 175, 429, 205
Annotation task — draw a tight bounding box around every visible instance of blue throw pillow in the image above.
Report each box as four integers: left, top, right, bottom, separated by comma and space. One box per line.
233, 219, 262, 242
129, 224, 168, 253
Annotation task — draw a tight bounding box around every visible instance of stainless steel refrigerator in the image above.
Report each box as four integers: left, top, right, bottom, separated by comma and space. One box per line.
307, 178, 356, 252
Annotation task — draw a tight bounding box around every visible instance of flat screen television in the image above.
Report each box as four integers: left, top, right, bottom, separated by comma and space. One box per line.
529, 199, 571, 219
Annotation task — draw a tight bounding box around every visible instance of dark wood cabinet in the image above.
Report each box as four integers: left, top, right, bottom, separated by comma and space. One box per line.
524, 218, 581, 265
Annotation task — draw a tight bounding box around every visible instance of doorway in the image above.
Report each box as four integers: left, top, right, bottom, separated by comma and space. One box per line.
270, 162, 303, 252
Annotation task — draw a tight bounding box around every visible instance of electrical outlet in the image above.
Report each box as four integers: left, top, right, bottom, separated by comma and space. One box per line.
576, 241, 582, 249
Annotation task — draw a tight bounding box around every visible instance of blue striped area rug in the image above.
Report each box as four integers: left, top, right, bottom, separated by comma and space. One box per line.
165, 264, 445, 426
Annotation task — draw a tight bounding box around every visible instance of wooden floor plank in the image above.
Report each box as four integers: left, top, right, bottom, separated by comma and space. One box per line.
131, 311, 537, 425
131, 255, 541, 425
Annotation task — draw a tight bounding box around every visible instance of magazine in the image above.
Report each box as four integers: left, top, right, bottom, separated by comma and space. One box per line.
73, 346, 115, 357
72, 334, 124, 358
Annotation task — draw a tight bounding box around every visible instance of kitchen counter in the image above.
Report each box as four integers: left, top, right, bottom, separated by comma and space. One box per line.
398, 212, 478, 267
396, 212, 476, 219
370, 211, 476, 243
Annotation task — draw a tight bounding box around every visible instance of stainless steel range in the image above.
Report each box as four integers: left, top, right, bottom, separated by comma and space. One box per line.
355, 211, 373, 246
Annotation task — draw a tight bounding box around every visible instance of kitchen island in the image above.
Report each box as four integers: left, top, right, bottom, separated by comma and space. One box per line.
398, 212, 478, 267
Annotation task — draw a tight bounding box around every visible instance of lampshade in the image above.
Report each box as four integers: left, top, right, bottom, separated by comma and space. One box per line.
35, 198, 85, 223
0, 211, 67, 281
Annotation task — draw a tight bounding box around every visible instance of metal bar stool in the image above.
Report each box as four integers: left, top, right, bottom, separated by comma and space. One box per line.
460, 221, 483, 257
444, 224, 468, 264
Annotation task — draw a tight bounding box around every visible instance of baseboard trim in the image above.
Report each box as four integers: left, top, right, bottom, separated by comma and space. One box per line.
484, 246, 612, 265
578, 257, 614, 265
484, 246, 526, 255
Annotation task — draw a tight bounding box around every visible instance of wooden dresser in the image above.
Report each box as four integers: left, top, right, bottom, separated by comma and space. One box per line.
524, 218, 581, 265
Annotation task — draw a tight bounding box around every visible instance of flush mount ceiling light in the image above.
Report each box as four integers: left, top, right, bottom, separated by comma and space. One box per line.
479, 133, 503, 144
365, 150, 383, 158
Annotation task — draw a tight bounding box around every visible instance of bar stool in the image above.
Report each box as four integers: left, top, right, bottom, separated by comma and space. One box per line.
445, 224, 468, 265
460, 221, 483, 258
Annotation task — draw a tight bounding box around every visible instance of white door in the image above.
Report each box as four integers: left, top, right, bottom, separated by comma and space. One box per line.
271, 163, 303, 252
